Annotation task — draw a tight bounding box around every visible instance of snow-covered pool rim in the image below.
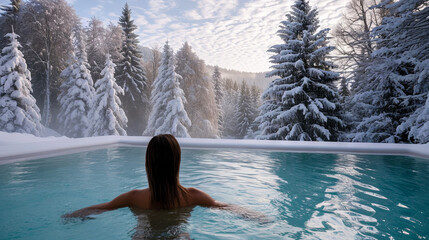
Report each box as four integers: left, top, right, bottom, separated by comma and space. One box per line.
1, 135, 429, 165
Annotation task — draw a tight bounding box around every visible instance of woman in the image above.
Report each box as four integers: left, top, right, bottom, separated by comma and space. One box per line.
63, 134, 266, 221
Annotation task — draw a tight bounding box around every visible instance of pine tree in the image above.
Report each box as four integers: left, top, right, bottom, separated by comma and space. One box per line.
257, 0, 343, 141
350, 0, 429, 143
246, 84, 261, 138
117, 3, 148, 136
57, 29, 94, 138
0, 31, 42, 136
222, 79, 240, 138
237, 81, 253, 138
212, 66, 224, 137
175, 42, 218, 138
396, 92, 429, 143
143, 42, 191, 138
350, 65, 407, 142
88, 54, 127, 136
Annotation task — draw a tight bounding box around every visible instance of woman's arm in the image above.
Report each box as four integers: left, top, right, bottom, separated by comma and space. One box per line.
62, 190, 136, 219
188, 188, 270, 223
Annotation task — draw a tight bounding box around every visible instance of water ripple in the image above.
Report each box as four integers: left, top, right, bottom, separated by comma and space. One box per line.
1, 147, 428, 239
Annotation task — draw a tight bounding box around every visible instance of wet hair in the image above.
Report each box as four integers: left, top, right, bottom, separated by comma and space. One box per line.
145, 134, 188, 209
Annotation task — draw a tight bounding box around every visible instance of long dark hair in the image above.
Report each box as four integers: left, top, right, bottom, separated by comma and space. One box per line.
145, 134, 189, 209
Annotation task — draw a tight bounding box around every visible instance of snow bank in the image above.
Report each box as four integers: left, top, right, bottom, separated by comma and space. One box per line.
0, 131, 66, 145
0, 131, 428, 165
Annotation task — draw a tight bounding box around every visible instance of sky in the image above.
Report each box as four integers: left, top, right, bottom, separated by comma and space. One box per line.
1, 0, 349, 73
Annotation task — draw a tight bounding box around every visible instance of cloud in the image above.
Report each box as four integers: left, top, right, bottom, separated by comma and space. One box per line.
184, 9, 203, 20
169, 23, 188, 30
135, 14, 148, 26
140, 14, 173, 35
136, 0, 348, 72
90, 5, 104, 16
189, 0, 239, 20
108, 12, 119, 18
311, 0, 348, 29
149, 0, 176, 13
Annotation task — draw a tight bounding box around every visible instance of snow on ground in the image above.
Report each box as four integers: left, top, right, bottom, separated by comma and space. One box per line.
41, 126, 62, 137
0, 131, 151, 165
0, 131, 67, 145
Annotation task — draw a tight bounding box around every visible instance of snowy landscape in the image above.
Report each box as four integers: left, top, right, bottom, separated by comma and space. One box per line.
0, 0, 428, 143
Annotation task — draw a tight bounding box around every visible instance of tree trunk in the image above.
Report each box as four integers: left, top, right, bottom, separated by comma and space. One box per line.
42, 61, 51, 126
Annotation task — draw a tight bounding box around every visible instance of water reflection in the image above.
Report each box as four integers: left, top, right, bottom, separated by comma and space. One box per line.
2, 147, 429, 239
181, 149, 282, 207
131, 207, 193, 240
366, 155, 429, 239
304, 154, 382, 239
179, 149, 304, 238
269, 152, 337, 238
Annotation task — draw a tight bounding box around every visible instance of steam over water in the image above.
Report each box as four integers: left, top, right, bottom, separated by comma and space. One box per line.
0, 147, 428, 239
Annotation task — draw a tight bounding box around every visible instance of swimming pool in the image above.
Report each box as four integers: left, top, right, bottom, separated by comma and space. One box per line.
1, 146, 428, 239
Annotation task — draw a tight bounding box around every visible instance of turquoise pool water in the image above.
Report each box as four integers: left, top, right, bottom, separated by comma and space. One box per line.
0, 147, 428, 239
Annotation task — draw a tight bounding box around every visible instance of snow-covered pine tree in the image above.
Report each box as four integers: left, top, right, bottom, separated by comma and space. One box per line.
257, 0, 343, 141
222, 79, 240, 138
396, 92, 429, 144
351, 0, 429, 143
88, 54, 127, 136
389, 0, 429, 143
350, 64, 407, 142
0, 31, 42, 136
237, 81, 253, 138
117, 3, 148, 136
143, 42, 191, 138
176, 42, 218, 138
57, 28, 94, 138
246, 84, 261, 138
212, 66, 224, 137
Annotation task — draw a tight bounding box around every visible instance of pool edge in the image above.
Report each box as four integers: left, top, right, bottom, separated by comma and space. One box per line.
1, 136, 429, 165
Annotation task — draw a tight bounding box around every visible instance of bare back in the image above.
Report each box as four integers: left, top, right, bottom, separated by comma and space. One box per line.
63, 186, 267, 223
129, 187, 226, 210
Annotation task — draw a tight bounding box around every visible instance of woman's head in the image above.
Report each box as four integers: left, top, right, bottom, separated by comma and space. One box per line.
145, 134, 186, 209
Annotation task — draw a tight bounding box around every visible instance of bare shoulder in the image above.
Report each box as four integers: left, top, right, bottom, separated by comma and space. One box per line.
186, 187, 226, 207
127, 188, 151, 209
129, 188, 149, 195
187, 187, 205, 194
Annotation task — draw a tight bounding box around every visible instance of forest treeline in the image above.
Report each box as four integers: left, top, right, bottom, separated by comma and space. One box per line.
0, 0, 260, 139
257, 0, 428, 143
0, 0, 428, 143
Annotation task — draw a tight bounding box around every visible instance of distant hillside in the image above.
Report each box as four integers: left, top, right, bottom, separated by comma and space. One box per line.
140, 46, 153, 62
140, 46, 273, 90
205, 65, 273, 90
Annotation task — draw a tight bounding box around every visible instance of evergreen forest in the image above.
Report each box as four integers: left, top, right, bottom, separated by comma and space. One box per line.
0, 0, 428, 143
